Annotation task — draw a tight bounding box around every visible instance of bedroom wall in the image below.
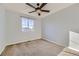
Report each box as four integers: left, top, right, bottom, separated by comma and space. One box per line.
5, 10, 41, 45
0, 6, 6, 54
42, 4, 79, 47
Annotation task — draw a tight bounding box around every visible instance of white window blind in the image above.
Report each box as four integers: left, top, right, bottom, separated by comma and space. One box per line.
21, 17, 34, 32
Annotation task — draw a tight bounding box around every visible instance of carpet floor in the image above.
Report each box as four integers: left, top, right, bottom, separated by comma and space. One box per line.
1, 39, 64, 56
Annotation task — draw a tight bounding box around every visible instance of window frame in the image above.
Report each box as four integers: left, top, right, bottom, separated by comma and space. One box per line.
21, 16, 34, 32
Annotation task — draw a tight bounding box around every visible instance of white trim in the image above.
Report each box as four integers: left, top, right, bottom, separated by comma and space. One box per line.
42, 37, 65, 47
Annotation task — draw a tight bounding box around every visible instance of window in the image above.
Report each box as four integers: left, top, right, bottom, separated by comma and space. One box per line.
21, 17, 34, 32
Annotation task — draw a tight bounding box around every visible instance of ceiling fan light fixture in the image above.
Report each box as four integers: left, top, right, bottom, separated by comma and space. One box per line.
37, 3, 40, 6
38, 13, 41, 16
26, 3, 50, 16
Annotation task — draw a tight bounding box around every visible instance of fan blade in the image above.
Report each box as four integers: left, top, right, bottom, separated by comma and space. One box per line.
29, 11, 36, 13
40, 3, 47, 9
26, 3, 36, 9
41, 10, 50, 12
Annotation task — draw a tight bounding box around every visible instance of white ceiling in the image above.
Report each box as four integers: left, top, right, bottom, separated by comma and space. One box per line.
1, 3, 74, 18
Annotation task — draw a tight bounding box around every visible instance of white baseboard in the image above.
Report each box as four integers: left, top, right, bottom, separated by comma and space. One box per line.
42, 38, 65, 47
0, 38, 41, 55
6, 38, 41, 46
0, 44, 6, 55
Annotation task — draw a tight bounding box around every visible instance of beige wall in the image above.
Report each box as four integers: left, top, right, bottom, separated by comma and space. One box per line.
42, 4, 79, 47
5, 10, 42, 45
0, 6, 6, 54
0, 8, 42, 53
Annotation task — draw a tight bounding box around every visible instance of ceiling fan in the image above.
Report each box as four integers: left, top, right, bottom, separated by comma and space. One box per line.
25, 3, 50, 16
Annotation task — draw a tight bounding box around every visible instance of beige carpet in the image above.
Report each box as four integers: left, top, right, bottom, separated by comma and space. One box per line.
1, 39, 64, 56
